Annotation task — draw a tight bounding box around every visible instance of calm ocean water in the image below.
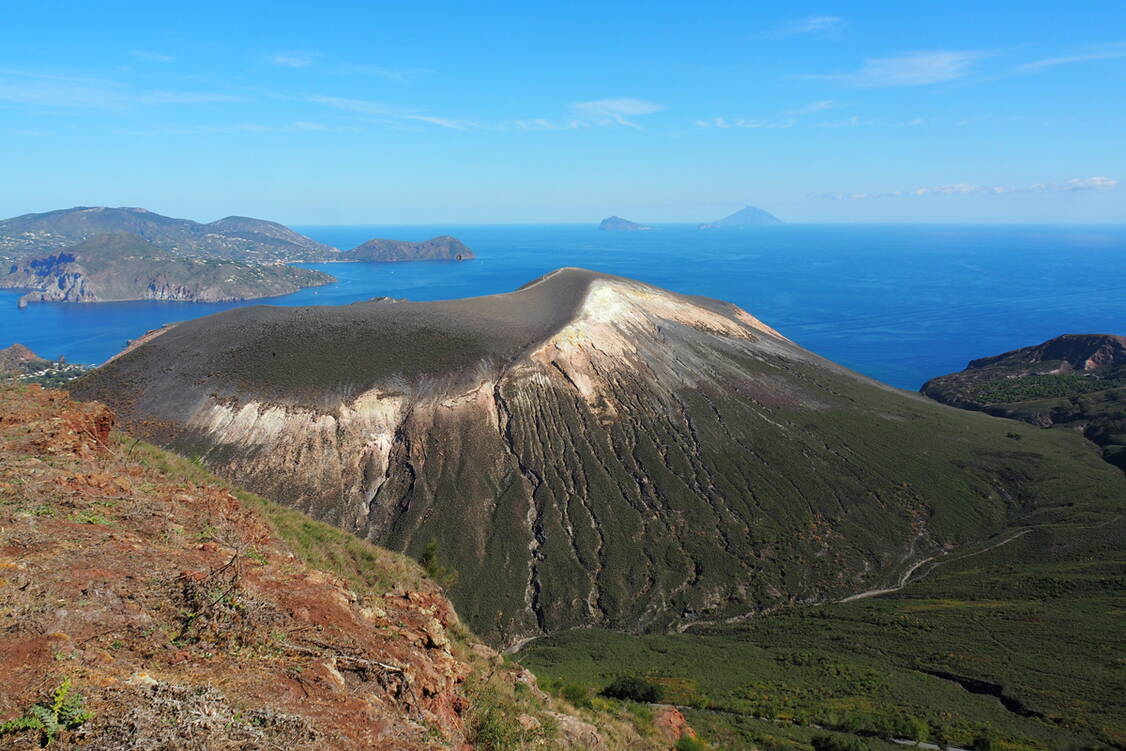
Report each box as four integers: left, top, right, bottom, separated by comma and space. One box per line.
2, 224, 1124, 390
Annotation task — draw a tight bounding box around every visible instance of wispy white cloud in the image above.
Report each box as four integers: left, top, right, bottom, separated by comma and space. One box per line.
341, 64, 434, 83
1017, 45, 1126, 72
134, 91, 239, 104
755, 15, 844, 39
808, 115, 927, 128
306, 95, 403, 116
513, 118, 590, 131
128, 50, 173, 63
1048, 176, 1119, 191
0, 69, 236, 108
695, 112, 927, 129
268, 52, 320, 68
0, 70, 122, 108
513, 99, 661, 131
694, 116, 794, 129
810, 51, 988, 87
816, 176, 1119, 200
809, 115, 861, 128
308, 95, 481, 130
570, 98, 662, 128
403, 114, 478, 130
787, 15, 844, 35
785, 99, 838, 116
116, 121, 362, 136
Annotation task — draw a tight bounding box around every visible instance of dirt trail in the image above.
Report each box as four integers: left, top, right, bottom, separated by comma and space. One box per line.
841, 513, 1123, 603
840, 527, 1037, 603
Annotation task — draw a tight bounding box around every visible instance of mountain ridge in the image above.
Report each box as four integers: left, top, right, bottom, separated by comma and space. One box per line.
72, 269, 1125, 645
698, 205, 783, 228
0, 206, 337, 263
1, 232, 335, 307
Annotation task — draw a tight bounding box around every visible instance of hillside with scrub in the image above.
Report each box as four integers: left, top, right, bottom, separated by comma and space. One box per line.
0, 384, 694, 751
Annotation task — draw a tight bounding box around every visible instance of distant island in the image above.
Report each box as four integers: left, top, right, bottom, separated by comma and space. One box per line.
1, 232, 334, 307
0, 206, 479, 265
0, 206, 335, 264
698, 205, 783, 228
338, 236, 474, 262
598, 216, 653, 232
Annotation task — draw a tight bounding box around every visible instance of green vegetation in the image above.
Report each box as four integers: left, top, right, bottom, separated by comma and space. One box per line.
520, 512, 1126, 751
0, 344, 91, 386
3, 231, 334, 305
466, 685, 548, 751
561, 683, 591, 708
419, 539, 460, 589
602, 676, 664, 703
0, 678, 92, 746
14, 361, 92, 387
0, 206, 334, 263
972, 374, 1126, 404
811, 734, 869, 751
676, 735, 712, 751
921, 334, 1126, 472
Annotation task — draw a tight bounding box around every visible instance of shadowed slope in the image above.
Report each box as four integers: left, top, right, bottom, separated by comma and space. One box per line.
73, 269, 1125, 645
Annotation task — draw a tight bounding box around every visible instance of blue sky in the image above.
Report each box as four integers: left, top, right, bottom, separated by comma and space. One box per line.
2, 1, 1124, 224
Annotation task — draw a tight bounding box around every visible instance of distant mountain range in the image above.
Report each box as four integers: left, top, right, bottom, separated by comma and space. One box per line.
0, 206, 477, 266
339, 236, 474, 262
598, 216, 652, 232
0, 206, 335, 263
1, 232, 334, 307
596, 206, 783, 230
698, 205, 783, 228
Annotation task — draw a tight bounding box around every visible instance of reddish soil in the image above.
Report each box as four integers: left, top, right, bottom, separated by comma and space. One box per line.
0, 385, 472, 750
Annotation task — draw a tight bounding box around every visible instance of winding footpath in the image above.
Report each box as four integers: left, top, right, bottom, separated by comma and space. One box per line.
840, 527, 1033, 603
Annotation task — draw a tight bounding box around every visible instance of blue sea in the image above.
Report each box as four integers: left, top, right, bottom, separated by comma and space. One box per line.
2, 224, 1124, 390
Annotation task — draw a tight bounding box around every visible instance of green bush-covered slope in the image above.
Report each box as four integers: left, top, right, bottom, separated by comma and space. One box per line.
520, 511, 1126, 750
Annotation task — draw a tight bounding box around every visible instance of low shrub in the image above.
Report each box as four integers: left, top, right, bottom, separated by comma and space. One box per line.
675, 735, 710, 751
601, 675, 663, 703
811, 733, 870, 751
560, 683, 591, 708
0, 678, 92, 746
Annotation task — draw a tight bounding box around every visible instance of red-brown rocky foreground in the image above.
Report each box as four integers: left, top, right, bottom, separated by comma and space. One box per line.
0, 385, 685, 750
